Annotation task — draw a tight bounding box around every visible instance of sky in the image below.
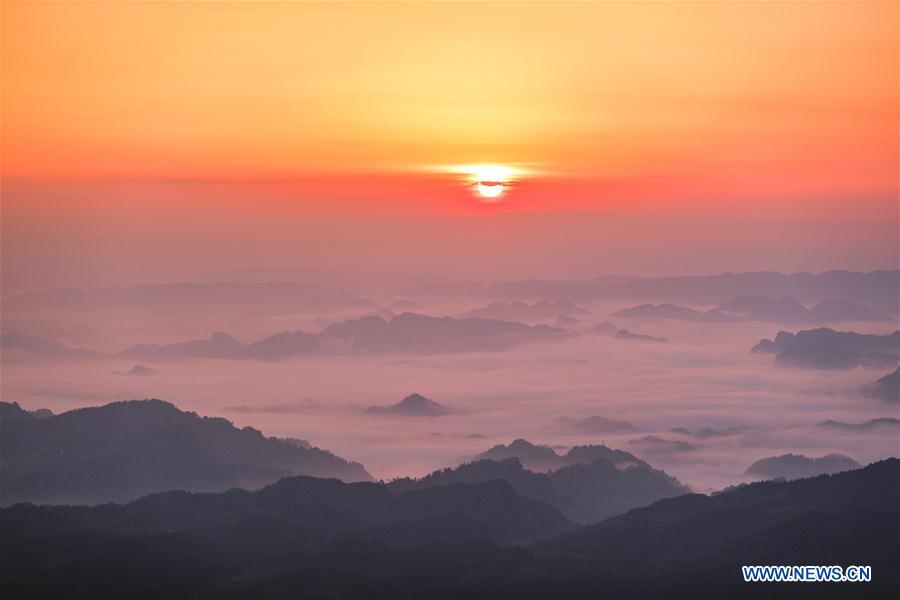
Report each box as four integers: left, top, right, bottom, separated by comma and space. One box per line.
2, 1, 898, 290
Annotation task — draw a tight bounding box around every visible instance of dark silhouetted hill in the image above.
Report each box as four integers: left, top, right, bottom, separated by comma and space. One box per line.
524, 459, 899, 598
3, 457, 894, 599
859, 368, 899, 403
751, 328, 899, 369
0, 401, 53, 422
390, 455, 687, 524
366, 393, 454, 416
744, 453, 861, 480
0, 475, 572, 599
0, 399, 371, 505
474, 439, 651, 472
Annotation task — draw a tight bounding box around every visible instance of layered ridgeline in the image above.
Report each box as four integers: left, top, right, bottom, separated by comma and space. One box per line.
859, 368, 900, 403
611, 296, 891, 324
122, 313, 565, 358
744, 453, 861, 480
0, 399, 371, 505
389, 452, 688, 523
467, 270, 900, 316
472, 438, 647, 472
2, 457, 894, 599
3, 313, 567, 362
752, 328, 899, 369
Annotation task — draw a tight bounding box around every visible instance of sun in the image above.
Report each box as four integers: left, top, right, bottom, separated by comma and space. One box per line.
476, 180, 504, 198
428, 163, 535, 202
434, 163, 523, 201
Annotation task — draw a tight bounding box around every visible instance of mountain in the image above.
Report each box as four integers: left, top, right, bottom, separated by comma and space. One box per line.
1, 475, 572, 600
807, 298, 892, 322
744, 453, 861, 480
718, 294, 809, 321
0, 399, 372, 505
390, 456, 688, 524
473, 439, 650, 472
117, 312, 566, 361
751, 328, 899, 369
612, 303, 739, 322
3, 456, 894, 599
120, 331, 247, 360
0, 330, 105, 359
482, 270, 900, 316
718, 294, 890, 323
556, 415, 637, 434
366, 393, 454, 417
461, 300, 589, 322
859, 368, 900, 403
614, 329, 668, 343
318, 312, 566, 354
244, 329, 319, 360
609, 296, 890, 325
389, 458, 562, 507
547, 457, 688, 522
524, 459, 899, 598
817, 418, 899, 433
475, 439, 562, 471
669, 425, 747, 438
628, 435, 696, 455
116, 364, 158, 376
0, 401, 53, 421
750, 330, 796, 354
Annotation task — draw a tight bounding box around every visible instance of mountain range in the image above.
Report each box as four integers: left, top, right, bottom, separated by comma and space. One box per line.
752, 328, 899, 369
859, 368, 900, 403
612, 295, 890, 324
473, 439, 649, 472
0, 399, 371, 505
477, 270, 900, 315
4, 312, 567, 362
2, 454, 894, 599
390, 454, 687, 523
744, 453, 861, 480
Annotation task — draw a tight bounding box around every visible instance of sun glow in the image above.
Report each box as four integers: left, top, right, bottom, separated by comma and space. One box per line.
477, 180, 504, 198
435, 164, 529, 201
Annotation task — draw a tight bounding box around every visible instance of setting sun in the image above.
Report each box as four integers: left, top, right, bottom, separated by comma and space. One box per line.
435, 164, 526, 201
476, 180, 504, 199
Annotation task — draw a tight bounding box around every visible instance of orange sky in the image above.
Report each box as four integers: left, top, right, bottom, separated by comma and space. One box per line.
2, 1, 898, 213
1, 2, 899, 291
